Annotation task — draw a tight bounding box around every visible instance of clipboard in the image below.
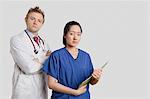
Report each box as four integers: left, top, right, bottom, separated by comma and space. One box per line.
78, 61, 109, 88
101, 61, 109, 69
78, 76, 92, 88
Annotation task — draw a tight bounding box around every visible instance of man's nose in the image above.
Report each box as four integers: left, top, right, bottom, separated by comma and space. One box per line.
33, 19, 38, 25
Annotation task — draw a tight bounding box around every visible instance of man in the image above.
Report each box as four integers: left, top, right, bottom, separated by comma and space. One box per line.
10, 6, 51, 99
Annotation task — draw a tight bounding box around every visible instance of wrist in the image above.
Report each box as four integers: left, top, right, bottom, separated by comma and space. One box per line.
90, 77, 99, 85
70, 89, 79, 96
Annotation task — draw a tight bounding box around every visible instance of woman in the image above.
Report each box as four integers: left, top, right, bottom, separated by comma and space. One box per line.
42, 21, 102, 99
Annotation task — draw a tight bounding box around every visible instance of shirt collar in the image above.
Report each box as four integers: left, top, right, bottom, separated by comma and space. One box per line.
25, 29, 38, 38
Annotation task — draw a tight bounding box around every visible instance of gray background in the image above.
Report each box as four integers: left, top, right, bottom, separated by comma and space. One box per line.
0, 0, 149, 99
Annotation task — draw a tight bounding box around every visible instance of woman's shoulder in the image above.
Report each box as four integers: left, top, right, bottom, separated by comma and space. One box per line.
51, 47, 65, 56
79, 49, 90, 56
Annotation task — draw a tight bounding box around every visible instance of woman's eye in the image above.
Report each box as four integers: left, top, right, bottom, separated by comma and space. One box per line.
69, 32, 74, 35
77, 33, 81, 36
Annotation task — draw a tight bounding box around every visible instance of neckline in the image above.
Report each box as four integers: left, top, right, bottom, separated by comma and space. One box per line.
25, 29, 38, 38
64, 47, 80, 60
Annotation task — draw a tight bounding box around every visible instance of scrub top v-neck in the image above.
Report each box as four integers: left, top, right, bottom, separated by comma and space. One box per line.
64, 48, 79, 61
42, 47, 94, 99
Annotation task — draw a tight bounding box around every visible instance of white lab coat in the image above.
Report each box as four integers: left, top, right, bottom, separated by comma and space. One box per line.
10, 30, 49, 99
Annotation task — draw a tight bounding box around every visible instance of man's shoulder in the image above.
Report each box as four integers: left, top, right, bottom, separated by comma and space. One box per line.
11, 30, 26, 39
10, 31, 26, 44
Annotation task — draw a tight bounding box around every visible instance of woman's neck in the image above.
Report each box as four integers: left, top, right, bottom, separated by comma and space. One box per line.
65, 45, 78, 59
65, 45, 77, 52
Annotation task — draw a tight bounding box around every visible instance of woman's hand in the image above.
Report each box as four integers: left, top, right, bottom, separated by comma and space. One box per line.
92, 68, 102, 80
90, 69, 102, 85
48, 75, 87, 96
74, 85, 87, 96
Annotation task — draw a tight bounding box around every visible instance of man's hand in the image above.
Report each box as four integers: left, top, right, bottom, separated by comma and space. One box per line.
46, 50, 51, 56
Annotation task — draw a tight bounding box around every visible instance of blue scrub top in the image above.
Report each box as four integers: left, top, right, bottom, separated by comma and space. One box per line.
42, 47, 94, 99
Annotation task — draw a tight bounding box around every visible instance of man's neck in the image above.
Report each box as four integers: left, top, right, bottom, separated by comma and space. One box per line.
26, 29, 38, 36
32, 32, 38, 36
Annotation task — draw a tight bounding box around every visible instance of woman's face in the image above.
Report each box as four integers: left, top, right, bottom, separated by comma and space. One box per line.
64, 25, 82, 47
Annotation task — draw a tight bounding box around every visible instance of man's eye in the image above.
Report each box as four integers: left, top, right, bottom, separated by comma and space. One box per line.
38, 19, 42, 23
30, 17, 35, 20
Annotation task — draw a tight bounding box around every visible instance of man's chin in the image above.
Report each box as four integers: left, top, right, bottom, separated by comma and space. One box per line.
30, 29, 39, 33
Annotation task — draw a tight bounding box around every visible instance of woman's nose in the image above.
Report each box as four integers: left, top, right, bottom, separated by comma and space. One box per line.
74, 35, 77, 40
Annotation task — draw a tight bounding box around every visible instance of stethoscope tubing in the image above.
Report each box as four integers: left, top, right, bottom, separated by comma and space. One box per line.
24, 30, 45, 54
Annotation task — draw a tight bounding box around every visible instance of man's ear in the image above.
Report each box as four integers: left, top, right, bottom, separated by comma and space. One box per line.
25, 17, 27, 23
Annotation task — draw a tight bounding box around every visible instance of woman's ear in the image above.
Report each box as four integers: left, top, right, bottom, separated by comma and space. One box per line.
63, 35, 66, 39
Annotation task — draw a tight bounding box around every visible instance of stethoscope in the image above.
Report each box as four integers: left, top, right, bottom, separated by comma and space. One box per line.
24, 30, 45, 54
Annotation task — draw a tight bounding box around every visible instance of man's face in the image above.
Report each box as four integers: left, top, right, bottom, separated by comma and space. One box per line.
25, 12, 44, 33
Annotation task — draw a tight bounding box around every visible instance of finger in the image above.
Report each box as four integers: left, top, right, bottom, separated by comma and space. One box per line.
92, 73, 100, 80
95, 70, 100, 74
80, 84, 87, 89
96, 69, 102, 73
94, 69, 101, 73
96, 70, 102, 75
92, 74, 97, 79
83, 85, 87, 88
93, 70, 101, 76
